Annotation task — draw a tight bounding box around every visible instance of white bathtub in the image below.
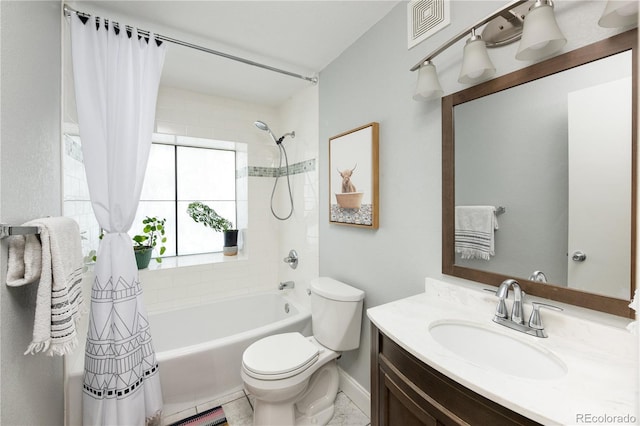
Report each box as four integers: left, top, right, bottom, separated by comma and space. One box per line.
153, 292, 311, 415
65, 291, 311, 424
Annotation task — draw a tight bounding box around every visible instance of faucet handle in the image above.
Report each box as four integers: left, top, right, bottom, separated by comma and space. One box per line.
483, 287, 509, 319
283, 249, 298, 269
528, 302, 563, 330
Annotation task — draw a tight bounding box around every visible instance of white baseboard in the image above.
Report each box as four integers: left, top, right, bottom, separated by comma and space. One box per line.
337, 366, 370, 419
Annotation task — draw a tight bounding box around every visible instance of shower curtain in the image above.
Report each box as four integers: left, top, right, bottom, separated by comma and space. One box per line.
69, 14, 166, 425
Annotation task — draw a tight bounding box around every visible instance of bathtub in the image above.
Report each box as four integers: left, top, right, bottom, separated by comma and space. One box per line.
65, 291, 311, 424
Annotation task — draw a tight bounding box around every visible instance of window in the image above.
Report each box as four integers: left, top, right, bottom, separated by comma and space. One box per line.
133, 143, 237, 257
63, 132, 240, 261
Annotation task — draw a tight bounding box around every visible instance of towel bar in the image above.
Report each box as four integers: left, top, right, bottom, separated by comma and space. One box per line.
496, 206, 506, 215
0, 224, 40, 239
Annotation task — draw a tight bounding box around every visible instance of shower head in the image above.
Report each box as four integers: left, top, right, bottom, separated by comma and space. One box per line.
254, 120, 269, 131
254, 120, 295, 145
254, 120, 278, 144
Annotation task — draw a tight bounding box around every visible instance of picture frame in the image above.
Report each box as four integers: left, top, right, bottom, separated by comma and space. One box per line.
329, 122, 379, 228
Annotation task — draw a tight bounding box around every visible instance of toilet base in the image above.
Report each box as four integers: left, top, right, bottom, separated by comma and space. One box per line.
295, 405, 335, 426
253, 399, 296, 426
250, 360, 340, 426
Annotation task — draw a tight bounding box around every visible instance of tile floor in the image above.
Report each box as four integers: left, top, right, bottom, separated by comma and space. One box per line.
162, 390, 370, 426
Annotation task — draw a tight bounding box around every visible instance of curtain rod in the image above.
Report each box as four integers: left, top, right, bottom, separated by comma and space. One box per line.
410, 0, 529, 71
63, 4, 318, 84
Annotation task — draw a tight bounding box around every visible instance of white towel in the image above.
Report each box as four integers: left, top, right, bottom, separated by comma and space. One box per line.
7, 233, 42, 286
455, 206, 499, 260
6, 217, 85, 356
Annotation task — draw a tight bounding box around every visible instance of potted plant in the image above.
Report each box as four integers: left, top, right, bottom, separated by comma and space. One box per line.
132, 216, 167, 269
186, 201, 238, 256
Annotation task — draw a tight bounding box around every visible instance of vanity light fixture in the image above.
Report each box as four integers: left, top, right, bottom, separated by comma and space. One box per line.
515, 0, 566, 61
413, 61, 444, 100
458, 29, 496, 84
598, 0, 638, 28
411, 0, 570, 101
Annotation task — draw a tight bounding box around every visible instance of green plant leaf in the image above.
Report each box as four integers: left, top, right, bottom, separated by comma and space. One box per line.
133, 215, 168, 255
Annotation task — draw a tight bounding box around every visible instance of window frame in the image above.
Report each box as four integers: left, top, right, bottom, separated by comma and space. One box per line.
139, 138, 238, 257
63, 130, 244, 263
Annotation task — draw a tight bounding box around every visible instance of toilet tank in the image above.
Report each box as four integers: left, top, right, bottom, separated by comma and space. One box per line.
310, 277, 365, 351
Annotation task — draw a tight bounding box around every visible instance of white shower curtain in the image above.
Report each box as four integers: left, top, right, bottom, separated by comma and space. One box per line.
69, 14, 166, 425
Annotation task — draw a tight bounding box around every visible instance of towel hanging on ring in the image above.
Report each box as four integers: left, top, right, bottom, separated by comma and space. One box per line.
454, 206, 499, 260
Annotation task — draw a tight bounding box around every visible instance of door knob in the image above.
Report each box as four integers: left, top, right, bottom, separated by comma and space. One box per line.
571, 251, 587, 262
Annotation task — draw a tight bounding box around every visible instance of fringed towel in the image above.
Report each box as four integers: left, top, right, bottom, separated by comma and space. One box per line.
455, 206, 499, 260
6, 217, 85, 356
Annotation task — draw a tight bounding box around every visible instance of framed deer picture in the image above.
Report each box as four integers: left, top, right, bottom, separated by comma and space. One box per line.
329, 122, 379, 228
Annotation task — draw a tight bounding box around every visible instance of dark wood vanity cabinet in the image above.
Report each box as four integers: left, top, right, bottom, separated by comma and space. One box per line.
371, 325, 541, 426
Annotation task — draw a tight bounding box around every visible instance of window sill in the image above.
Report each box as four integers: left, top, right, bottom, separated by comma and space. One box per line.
143, 251, 247, 271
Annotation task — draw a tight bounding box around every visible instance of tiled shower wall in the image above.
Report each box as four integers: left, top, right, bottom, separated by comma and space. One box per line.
64, 83, 320, 313
149, 84, 319, 312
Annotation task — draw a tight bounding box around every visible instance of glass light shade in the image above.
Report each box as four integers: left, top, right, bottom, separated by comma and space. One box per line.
458, 36, 496, 84
515, 1, 566, 61
598, 0, 638, 28
413, 62, 443, 101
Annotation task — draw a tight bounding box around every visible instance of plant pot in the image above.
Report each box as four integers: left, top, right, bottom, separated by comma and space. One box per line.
134, 246, 153, 269
223, 229, 238, 256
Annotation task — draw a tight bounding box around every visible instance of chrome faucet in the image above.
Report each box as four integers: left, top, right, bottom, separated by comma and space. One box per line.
489, 279, 562, 338
529, 270, 548, 283
493, 279, 524, 324
509, 280, 525, 325
279, 281, 295, 290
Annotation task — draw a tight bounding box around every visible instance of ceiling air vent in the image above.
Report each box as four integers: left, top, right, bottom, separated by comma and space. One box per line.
408, 0, 450, 50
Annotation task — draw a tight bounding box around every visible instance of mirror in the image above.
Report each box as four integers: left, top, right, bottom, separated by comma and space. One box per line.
442, 29, 637, 318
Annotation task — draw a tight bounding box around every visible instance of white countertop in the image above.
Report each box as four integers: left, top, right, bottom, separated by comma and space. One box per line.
367, 278, 638, 425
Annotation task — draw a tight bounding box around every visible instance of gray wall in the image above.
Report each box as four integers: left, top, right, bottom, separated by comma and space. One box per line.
0, 1, 64, 424
319, 0, 628, 391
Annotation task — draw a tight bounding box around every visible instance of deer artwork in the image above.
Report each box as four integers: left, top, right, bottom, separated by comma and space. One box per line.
338, 164, 357, 193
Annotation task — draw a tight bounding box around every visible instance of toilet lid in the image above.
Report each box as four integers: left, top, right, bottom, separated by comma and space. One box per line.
243, 332, 319, 378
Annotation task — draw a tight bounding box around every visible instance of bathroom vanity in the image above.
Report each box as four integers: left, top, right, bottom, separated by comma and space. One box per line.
368, 278, 638, 426
371, 324, 538, 425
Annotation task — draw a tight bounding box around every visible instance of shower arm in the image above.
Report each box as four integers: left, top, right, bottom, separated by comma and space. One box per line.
255, 121, 295, 145
276, 132, 295, 145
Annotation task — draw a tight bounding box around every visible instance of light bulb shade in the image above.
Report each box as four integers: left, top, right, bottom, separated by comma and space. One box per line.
598, 0, 638, 28
413, 62, 443, 101
515, 1, 566, 61
458, 36, 496, 84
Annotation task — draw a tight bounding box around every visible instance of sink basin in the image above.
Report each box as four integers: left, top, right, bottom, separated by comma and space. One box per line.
429, 320, 567, 380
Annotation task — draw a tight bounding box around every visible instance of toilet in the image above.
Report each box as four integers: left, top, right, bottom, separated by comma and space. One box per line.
241, 277, 365, 426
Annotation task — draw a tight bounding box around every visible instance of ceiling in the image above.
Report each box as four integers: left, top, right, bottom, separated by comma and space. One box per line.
72, 1, 401, 106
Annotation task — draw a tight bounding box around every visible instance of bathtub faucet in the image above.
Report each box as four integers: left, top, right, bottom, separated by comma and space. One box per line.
279, 281, 295, 290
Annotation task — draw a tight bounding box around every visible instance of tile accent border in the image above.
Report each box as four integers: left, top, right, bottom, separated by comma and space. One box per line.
245, 158, 316, 178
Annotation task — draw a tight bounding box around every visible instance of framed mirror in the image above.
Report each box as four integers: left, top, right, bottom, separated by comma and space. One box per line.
442, 29, 637, 318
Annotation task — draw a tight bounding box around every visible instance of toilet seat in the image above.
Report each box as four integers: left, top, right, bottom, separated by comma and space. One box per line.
243, 333, 319, 381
